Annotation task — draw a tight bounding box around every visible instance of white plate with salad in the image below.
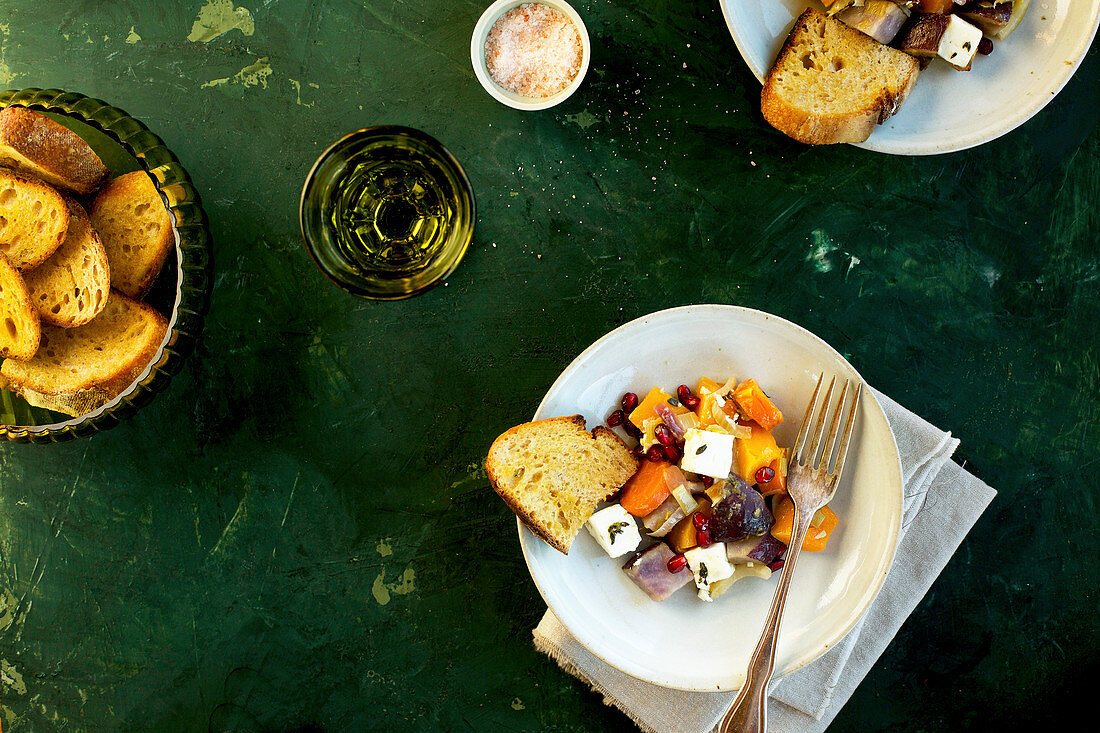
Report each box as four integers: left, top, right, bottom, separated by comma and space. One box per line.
721, 0, 1100, 154
519, 305, 903, 691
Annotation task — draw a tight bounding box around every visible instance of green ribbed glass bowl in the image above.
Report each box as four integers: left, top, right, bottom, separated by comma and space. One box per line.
0, 88, 212, 443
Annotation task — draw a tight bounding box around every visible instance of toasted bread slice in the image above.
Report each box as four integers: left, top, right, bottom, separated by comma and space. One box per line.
0, 107, 110, 195
0, 168, 70, 270
761, 8, 920, 145
22, 197, 110, 327
0, 290, 167, 417
89, 171, 174, 298
0, 255, 41, 360
486, 415, 639, 554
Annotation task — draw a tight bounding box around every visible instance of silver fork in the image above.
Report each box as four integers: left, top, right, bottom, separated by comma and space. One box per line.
718, 373, 862, 733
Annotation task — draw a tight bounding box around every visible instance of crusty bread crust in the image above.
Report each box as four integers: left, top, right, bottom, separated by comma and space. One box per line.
22, 197, 111, 327
1, 290, 167, 406
761, 8, 920, 145
0, 255, 41, 360
486, 415, 639, 554
89, 171, 175, 298
0, 107, 109, 195
0, 167, 71, 270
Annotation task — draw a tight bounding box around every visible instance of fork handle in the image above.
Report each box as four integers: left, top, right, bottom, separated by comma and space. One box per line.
718, 506, 816, 733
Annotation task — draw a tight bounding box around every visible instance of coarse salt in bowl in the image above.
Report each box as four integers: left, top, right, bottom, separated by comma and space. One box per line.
471, 0, 591, 111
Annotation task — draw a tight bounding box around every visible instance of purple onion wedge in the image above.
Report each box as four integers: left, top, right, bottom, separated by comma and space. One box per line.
622, 543, 692, 601
709, 474, 774, 542
724, 533, 787, 566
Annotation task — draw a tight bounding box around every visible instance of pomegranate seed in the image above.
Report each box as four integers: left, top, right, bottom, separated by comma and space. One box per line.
621, 392, 639, 413
768, 559, 785, 572
654, 424, 674, 447
606, 409, 625, 427
645, 445, 667, 462
676, 384, 693, 402
701, 476, 714, 488
696, 529, 711, 548
623, 421, 642, 439
692, 512, 710, 532
978, 37, 993, 55
666, 554, 688, 573
682, 394, 701, 411
664, 445, 681, 463
632, 445, 645, 458
755, 466, 776, 485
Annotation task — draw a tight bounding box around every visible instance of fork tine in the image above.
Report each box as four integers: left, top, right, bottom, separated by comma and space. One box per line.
818, 379, 850, 471
805, 375, 836, 468
831, 381, 862, 479
792, 373, 824, 462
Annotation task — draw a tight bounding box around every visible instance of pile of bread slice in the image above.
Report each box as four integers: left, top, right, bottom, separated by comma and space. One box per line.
0, 106, 173, 418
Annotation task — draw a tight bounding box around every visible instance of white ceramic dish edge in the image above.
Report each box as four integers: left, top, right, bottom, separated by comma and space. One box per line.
518, 304, 904, 692
719, 0, 1100, 155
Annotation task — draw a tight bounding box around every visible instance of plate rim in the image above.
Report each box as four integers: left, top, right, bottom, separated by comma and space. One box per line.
518, 303, 904, 691
718, 0, 1100, 156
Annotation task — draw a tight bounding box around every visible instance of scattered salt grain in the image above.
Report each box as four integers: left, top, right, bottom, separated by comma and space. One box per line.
485, 3, 583, 98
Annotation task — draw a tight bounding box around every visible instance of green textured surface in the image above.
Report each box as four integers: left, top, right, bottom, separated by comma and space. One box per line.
1, 1, 1097, 730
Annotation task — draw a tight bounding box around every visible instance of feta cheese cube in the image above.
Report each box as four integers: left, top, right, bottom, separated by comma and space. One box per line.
938, 15, 982, 70
585, 504, 642, 558
683, 542, 733, 602
680, 428, 735, 479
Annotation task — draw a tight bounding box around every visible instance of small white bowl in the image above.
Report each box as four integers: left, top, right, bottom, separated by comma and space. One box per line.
471, 0, 591, 111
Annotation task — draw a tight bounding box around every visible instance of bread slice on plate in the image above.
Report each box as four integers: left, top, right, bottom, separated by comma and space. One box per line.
22, 197, 110, 327
0, 107, 110, 195
0, 167, 71, 270
0, 255, 41, 360
486, 415, 639, 554
761, 8, 920, 145
89, 171, 174, 298
0, 290, 168, 417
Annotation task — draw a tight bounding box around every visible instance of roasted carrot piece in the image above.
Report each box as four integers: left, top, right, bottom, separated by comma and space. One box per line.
770, 497, 838, 552
619, 461, 673, 517
733, 378, 784, 430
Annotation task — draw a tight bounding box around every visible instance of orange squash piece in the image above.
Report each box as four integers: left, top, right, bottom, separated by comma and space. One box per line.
629, 386, 689, 429
771, 497, 838, 552
733, 379, 783, 430
756, 457, 787, 497
734, 423, 783, 483
619, 460, 673, 517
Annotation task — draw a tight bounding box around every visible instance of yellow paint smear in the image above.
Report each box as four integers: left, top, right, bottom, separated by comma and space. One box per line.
0, 23, 16, 86
201, 57, 272, 90
371, 567, 416, 606
188, 0, 255, 43
126, 26, 141, 44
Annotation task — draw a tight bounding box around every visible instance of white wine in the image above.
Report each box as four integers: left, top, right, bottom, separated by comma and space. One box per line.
301, 127, 474, 300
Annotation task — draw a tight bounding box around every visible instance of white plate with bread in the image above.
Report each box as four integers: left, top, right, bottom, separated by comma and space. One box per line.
511, 305, 902, 691
722, 0, 1100, 154
0, 89, 211, 442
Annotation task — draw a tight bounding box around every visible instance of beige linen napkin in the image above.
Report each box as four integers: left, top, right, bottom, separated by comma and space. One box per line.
533, 389, 997, 733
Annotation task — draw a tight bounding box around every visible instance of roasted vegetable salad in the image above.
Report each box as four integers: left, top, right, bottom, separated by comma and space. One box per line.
824, 0, 1030, 70
593, 377, 839, 603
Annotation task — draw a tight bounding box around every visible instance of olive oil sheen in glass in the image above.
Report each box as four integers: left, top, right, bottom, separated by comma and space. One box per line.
300, 127, 474, 300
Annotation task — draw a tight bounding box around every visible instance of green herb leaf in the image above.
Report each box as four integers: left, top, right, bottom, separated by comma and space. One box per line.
608, 521, 628, 543
696, 444, 707, 455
